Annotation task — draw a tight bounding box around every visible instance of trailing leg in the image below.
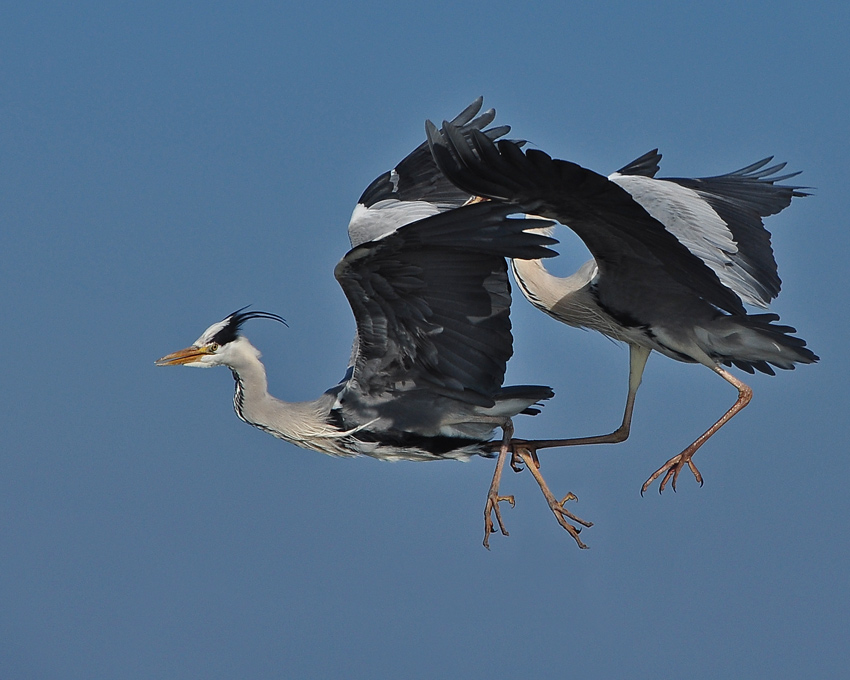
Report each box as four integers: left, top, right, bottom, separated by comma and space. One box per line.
641, 366, 753, 494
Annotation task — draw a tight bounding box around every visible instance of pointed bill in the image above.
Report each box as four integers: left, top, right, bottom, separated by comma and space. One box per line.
155, 345, 214, 366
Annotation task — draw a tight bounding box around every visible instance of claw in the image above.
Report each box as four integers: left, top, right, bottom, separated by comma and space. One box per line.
510, 449, 524, 473
483, 494, 515, 549
642, 452, 704, 495
550, 502, 590, 549
552, 493, 593, 529
688, 459, 704, 486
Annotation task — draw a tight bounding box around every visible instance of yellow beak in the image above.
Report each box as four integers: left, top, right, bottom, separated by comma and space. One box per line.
155, 345, 214, 366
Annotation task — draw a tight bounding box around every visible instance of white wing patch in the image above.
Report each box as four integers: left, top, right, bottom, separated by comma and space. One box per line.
347, 199, 441, 247
610, 173, 768, 308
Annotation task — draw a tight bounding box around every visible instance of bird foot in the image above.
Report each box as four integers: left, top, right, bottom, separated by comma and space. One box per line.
483, 438, 593, 549
512, 446, 592, 550
483, 493, 515, 549
545, 491, 592, 550
641, 451, 703, 495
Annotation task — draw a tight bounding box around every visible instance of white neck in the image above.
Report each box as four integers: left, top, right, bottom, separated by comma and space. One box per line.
222, 338, 341, 453
511, 257, 597, 313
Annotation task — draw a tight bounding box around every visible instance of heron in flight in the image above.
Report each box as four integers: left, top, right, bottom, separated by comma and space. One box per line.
156, 100, 591, 549
426, 119, 818, 494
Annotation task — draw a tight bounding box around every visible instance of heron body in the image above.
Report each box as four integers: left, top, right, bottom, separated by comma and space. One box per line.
156, 100, 558, 465
427, 122, 818, 492
157, 100, 600, 549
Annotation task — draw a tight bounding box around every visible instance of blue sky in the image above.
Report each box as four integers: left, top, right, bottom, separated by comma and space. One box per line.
2, 2, 848, 678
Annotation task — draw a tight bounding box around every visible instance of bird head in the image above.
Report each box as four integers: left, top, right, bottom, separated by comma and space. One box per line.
155, 307, 287, 368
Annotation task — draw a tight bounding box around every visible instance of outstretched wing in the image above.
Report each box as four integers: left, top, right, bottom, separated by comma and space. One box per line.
659, 159, 807, 305
426, 120, 747, 316
610, 153, 805, 308
347, 97, 514, 247
335, 202, 557, 411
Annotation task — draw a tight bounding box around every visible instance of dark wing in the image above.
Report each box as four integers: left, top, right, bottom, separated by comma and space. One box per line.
335, 202, 557, 408
664, 158, 808, 304
427, 120, 746, 316
616, 149, 662, 177
347, 97, 515, 247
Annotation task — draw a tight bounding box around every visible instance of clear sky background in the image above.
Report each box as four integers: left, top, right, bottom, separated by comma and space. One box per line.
2, 2, 848, 678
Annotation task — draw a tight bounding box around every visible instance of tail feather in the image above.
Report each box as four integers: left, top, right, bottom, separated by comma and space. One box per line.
491, 385, 554, 417
705, 313, 818, 374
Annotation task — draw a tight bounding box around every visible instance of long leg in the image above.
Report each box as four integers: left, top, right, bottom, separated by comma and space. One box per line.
483, 420, 516, 549
642, 366, 753, 494
515, 447, 592, 549
510, 344, 651, 452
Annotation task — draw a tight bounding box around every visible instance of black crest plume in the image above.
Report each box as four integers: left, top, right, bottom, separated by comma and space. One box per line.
211, 306, 288, 346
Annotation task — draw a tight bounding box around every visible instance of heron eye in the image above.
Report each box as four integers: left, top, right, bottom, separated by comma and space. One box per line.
209, 343, 219, 352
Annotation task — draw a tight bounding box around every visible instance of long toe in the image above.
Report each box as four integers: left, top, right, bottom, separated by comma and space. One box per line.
687, 458, 704, 486
555, 514, 589, 550
483, 494, 515, 548
547, 492, 592, 548
555, 494, 593, 528
644, 452, 704, 494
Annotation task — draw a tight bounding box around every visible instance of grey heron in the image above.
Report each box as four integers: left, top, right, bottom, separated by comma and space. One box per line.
156, 100, 591, 549
426, 119, 818, 494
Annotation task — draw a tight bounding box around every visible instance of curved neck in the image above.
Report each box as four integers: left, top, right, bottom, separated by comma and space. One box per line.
230, 349, 271, 426
225, 337, 342, 453
511, 257, 595, 312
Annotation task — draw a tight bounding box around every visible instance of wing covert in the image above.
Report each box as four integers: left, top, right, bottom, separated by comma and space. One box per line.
665, 158, 807, 304
336, 202, 557, 406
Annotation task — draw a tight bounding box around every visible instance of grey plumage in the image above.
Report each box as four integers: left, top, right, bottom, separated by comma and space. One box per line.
332, 201, 557, 453
426, 118, 817, 492
157, 101, 558, 464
